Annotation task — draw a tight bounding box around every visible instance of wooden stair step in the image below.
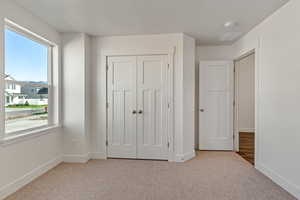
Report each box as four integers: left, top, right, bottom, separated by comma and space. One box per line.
238, 132, 255, 165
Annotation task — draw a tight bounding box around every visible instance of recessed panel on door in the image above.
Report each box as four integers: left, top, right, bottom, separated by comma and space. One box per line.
199, 61, 233, 150
137, 55, 169, 160
107, 56, 137, 158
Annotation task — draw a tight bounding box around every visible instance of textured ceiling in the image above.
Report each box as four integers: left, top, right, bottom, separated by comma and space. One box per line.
13, 0, 289, 45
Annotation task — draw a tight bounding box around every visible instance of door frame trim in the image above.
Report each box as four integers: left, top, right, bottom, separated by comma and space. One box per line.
101, 48, 176, 161
233, 39, 261, 167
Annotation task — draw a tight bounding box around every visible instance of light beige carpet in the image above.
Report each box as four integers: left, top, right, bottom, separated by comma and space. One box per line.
5, 151, 296, 200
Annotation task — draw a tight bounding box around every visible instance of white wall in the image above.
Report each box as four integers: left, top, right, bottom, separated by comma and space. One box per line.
197, 0, 300, 198
232, 1, 300, 198
62, 33, 91, 162
84, 35, 92, 154
197, 45, 234, 61
182, 34, 196, 157
0, 0, 62, 199
0, 129, 62, 199
90, 33, 195, 161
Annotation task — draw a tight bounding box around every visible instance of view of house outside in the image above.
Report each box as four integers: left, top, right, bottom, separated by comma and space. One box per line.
5, 29, 49, 134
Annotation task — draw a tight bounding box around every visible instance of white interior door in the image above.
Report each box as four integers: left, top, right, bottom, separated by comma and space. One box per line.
199, 61, 234, 150
107, 56, 137, 158
137, 55, 169, 160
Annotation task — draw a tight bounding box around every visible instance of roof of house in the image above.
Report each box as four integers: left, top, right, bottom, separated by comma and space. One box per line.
5, 74, 16, 81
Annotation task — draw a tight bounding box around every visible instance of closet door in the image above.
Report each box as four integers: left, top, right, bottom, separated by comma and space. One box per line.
107, 56, 137, 158
136, 55, 169, 160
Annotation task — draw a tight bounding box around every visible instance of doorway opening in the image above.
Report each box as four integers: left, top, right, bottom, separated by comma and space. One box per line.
234, 51, 255, 165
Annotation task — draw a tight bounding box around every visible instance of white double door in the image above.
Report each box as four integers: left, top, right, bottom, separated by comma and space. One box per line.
107, 55, 169, 160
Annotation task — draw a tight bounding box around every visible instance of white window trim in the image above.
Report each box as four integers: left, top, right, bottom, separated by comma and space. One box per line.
0, 20, 60, 144
0, 125, 61, 146
5, 19, 56, 47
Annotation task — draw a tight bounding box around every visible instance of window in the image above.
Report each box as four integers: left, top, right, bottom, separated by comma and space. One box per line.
4, 25, 53, 136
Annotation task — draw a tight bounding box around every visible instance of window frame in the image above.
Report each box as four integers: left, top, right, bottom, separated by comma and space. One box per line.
2, 21, 55, 137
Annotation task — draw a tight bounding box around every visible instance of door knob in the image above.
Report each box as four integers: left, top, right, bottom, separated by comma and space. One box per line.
132, 110, 137, 114
200, 109, 204, 112
138, 110, 143, 114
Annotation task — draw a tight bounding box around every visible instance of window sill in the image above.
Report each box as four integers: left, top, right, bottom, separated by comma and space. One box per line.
0, 125, 61, 147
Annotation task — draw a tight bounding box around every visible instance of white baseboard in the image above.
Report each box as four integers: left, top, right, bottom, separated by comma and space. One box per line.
63, 152, 106, 163
63, 153, 90, 163
174, 150, 196, 162
0, 156, 62, 200
256, 163, 300, 199
90, 152, 106, 159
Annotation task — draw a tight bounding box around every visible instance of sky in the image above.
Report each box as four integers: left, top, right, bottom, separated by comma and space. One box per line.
5, 29, 48, 82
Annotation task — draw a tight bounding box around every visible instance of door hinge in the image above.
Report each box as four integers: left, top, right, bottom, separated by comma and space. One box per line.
106, 102, 109, 109
168, 64, 170, 69
106, 140, 108, 146
168, 103, 170, 109
106, 64, 109, 71
233, 100, 235, 106
167, 142, 170, 148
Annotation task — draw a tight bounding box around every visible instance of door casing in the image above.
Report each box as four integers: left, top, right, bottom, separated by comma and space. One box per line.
101, 48, 175, 161
233, 40, 260, 168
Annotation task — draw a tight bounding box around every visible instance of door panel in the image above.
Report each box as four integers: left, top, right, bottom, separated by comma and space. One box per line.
137, 55, 169, 160
199, 61, 233, 150
107, 56, 137, 158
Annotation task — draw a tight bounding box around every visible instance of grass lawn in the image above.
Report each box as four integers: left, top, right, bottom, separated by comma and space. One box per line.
6, 104, 47, 109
